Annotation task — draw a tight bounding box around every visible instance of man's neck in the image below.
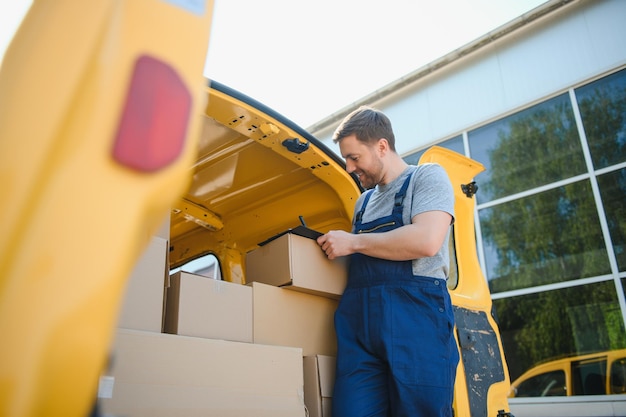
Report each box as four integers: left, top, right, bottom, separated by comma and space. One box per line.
379, 156, 408, 186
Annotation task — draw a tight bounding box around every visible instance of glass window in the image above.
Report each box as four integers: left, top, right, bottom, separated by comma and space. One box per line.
575, 68, 626, 170
572, 357, 607, 395
403, 135, 464, 165
494, 281, 626, 385
610, 357, 626, 394
404, 150, 424, 166
439, 135, 465, 156
480, 180, 610, 292
170, 253, 222, 279
468, 94, 585, 204
597, 168, 626, 271
513, 370, 566, 397
476, 70, 626, 400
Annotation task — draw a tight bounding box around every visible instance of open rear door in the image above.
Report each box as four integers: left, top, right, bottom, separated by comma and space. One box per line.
0, 1, 214, 416
421, 147, 514, 417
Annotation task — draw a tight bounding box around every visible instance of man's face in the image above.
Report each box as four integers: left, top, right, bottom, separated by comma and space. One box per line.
339, 134, 384, 189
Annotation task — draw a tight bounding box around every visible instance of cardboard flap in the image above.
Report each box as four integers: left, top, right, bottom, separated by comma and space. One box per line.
258, 226, 323, 246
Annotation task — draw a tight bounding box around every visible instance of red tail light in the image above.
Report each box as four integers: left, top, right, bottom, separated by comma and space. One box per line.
112, 55, 192, 172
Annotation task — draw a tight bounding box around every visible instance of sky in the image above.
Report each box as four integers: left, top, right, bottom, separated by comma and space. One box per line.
1, 0, 547, 128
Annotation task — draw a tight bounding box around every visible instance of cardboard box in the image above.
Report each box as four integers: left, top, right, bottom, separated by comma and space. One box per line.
304, 355, 336, 417
100, 329, 306, 417
246, 233, 347, 298
251, 282, 338, 356
117, 236, 168, 332
164, 271, 253, 342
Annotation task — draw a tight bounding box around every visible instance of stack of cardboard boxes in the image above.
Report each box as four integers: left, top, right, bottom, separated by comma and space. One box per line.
100, 227, 343, 417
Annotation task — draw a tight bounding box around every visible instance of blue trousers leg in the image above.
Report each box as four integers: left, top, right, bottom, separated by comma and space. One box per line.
332, 279, 458, 417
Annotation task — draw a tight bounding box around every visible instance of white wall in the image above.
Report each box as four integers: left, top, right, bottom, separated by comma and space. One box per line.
317, 0, 626, 157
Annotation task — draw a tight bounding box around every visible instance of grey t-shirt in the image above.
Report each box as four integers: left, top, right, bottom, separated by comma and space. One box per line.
352, 163, 455, 279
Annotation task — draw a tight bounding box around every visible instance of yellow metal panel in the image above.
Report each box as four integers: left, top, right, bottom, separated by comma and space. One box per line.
169, 85, 360, 274
0, 1, 214, 416
420, 146, 513, 416
420, 147, 490, 309
205, 87, 361, 222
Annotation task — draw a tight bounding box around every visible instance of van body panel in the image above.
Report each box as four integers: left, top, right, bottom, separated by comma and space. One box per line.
420, 147, 513, 416
0, 2, 215, 416
168, 82, 361, 279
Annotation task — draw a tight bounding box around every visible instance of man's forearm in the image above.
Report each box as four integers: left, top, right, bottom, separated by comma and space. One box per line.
354, 210, 451, 260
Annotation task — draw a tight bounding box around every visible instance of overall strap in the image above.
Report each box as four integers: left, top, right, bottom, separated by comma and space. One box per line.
355, 171, 414, 224
392, 172, 414, 215
354, 189, 374, 224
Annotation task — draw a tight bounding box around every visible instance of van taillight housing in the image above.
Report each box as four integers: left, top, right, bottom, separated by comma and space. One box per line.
112, 55, 192, 172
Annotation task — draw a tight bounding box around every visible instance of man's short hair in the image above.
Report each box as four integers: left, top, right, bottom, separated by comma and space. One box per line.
332, 106, 396, 151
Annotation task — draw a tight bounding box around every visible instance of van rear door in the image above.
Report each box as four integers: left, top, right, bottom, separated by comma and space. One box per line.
421, 147, 514, 416
0, 2, 214, 416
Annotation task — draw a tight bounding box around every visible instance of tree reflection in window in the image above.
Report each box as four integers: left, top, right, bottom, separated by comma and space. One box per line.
481, 181, 610, 292
576, 68, 626, 170
597, 168, 626, 272
494, 282, 626, 383
469, 94, 584, 204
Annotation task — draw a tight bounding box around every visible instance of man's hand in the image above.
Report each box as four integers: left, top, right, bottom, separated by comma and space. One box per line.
317, 211, 452, 261
317, 230, 355, 260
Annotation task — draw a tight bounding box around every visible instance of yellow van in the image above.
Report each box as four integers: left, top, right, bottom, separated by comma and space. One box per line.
509, 349, 626, 397
0, 2, 514, 416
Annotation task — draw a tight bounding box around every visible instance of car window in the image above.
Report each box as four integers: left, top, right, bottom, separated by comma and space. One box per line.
611, 357, 626, 394
515, 370, 566, 397
572, 358, 607, 395
171, 253, 221, 280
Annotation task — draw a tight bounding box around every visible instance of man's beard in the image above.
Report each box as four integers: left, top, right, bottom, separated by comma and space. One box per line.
356, 169, 382, 189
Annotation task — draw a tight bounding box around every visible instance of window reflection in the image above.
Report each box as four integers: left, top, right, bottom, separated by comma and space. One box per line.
494, 281, 626, 387
576, 68, 626, 169
480, 180, 610, 292
402, 68, 626, 398
512, 370, 566, 397
573, 357, 607, 395
597, 168, 626, 271
468, 94, 584, 204
510, 349, 626, 397
611, 357, 626, 394
403, 135, 464, 165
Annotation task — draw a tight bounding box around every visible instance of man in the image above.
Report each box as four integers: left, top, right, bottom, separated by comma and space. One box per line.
317, 106, 459, 417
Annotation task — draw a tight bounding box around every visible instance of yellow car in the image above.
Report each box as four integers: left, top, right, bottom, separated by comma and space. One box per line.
510, 349, 626, 397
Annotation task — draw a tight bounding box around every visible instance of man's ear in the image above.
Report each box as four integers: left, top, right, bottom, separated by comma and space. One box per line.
377, 138, 389, 155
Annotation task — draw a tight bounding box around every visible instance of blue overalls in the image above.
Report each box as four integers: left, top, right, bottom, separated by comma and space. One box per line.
332, 173, 459, 417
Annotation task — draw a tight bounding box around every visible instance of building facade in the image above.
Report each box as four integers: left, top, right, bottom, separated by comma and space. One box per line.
312, 0, 626, 398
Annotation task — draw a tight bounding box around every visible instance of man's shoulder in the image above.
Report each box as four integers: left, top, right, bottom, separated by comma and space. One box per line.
412, 162, 444, 173
408, 163, 448, 183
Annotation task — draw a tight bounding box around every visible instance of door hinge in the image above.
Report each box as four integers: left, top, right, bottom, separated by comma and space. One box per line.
461, 181, 478, 198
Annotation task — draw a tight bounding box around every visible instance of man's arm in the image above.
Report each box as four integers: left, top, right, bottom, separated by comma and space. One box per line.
317, 210, 452, 260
